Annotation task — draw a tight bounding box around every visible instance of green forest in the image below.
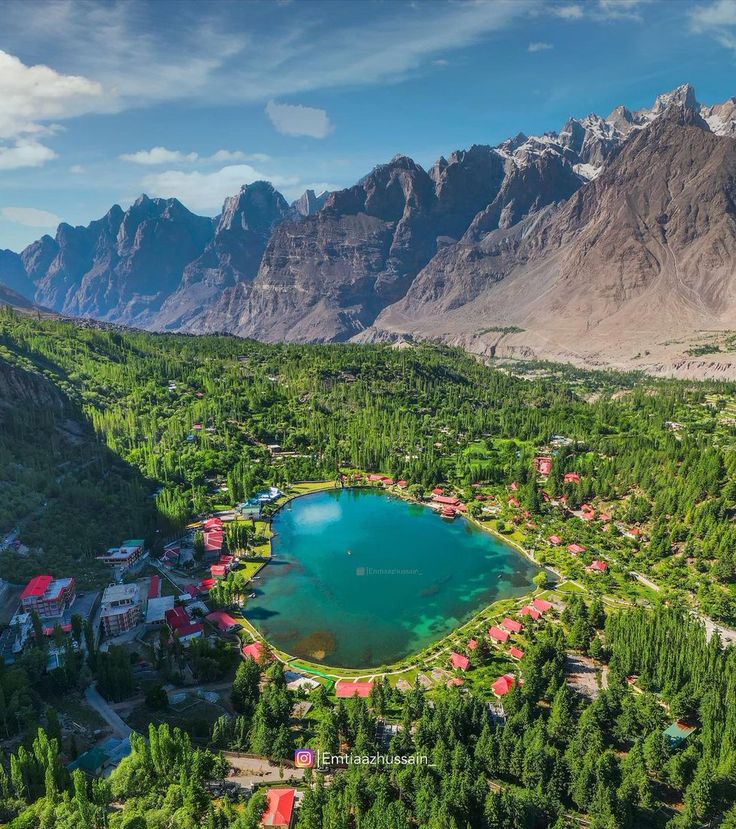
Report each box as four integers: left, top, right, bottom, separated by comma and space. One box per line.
0, 607, 734, 828
1, 310, 736, 826
1, 309, 735, 618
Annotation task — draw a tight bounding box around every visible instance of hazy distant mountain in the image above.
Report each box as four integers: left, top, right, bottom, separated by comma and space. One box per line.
3, 84, 736, 374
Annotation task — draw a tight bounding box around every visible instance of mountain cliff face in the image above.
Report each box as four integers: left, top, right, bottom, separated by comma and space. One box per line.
368, 102, 736, 375
3, 84, 736, 375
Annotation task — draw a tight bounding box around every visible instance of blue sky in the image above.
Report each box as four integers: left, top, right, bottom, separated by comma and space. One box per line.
1, 0, 735, 250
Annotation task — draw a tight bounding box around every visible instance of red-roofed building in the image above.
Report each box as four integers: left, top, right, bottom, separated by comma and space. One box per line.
148, 575, 161, 600
467, 638, 478, 650
457, 503, 468, 513
508, 497, 520, 508
206, 611, 241, 633
397, 480, 408, 489
448, 677, 465, 687
204, 518, 223, 530
509, 646, 525, 660
492, 673, 517, 697
564, 473, 581, 484
368, 474, 384, 482
568, 543, 587, 555
549, 535, 563, 546
184, 583, 201, 598
176, 622, 204, 642
510, 482, 519, 491
382, 477, 394, 486
21, 576, 75, 618
588, 560, 609, 573
489, 626, 510, 643
199, 578, 216, 591
433, 495, 460, 506
441, 507, 456, 519
532, 598, 553, 613
534, 456, 553, 476
165, 606, 190, 631
450, 651, 470, 671
599, 513, 612, 523
521, 605, 541, 620
335, 680, 374, 698
431, 487, 444, 496
242, 641, 266, 662
210, 564, 227, 579
261, 787, 296, 828
501, 617, 523, 634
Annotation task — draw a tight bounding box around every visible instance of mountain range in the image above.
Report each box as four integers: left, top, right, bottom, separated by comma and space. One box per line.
2, 83, 736, 377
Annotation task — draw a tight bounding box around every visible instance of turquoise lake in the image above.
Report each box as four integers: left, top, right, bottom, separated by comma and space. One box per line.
246, 488, 539, 668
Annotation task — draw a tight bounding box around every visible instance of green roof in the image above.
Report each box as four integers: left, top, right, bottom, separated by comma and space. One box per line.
68, 746, 107, 774
664, 721, 696, 746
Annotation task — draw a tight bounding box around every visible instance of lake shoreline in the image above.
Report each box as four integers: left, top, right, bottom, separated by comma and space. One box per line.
240, 481, 542, 673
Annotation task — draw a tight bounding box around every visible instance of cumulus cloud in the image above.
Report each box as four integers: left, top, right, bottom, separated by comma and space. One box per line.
141, 164, 299, 211
1, 206, 61, 227
0, 49, 103, 170
120, 146, 270, 165
690, 0, 736, 51
528, 41, 553, 51
266, 101, 333, 138
0, 140, 58, 170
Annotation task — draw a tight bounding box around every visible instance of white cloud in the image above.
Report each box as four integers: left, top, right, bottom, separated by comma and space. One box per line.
690, 0, 736, 51
0, 49, 104, 140
266, 101, 333, 138
0, 140, 58, 170
120, 146, 269, 165
1, 206, 61, 228
596, 0, 647, 19
552, 4, 584, 19
528, 41, 553, 51
0, 48, 104, 171
69, 164, 85, 173
141, 164, 299, 211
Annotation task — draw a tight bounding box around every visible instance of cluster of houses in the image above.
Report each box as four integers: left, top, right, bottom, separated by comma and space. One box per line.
447, 597, 561, 699
0, 574, 100, 667
430, 488, 469, 520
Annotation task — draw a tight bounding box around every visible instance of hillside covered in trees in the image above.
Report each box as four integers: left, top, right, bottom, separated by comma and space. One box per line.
1, 309, 735, 618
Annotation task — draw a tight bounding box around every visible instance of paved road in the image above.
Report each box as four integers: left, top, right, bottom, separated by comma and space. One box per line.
85, 685, 133, 739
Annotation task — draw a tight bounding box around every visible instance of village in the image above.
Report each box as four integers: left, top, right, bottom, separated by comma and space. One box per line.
0, 432, 717, 829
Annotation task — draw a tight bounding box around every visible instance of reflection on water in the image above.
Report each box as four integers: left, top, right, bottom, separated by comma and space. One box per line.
248, 489, 539, 668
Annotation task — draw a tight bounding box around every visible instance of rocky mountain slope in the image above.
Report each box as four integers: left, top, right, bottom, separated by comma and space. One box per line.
2, 84, 736, 375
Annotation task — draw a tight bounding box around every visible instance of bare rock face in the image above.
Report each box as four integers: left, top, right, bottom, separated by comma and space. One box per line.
369, 104, 736, 376
154, 181, 289, 330
290, 189, 329, 218
27, 198, 213, 324
8, 82, 736, 376
0, 249, 31, 298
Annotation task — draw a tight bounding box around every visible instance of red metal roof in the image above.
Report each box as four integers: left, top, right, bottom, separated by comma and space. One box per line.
433, 495, 459, 505
509, 646, 525, 660
450, 651, 470, 671
521, 605, 541, 620
148, 575, 161, 599
175, 622, 203, 638
206, 610, 240, 631
335, 680, 374, 698
501, 617, 523, 634
21, 575, 53, 600
262, 788, 296, 828
489, 626, 509, 643
532, 598, 553, 612
242, 641, 264, 661
165, 606, 190, 630
492, 673, 517, 697
431, 487, 444, 495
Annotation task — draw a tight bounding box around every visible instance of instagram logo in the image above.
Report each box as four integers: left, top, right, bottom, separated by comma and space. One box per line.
294, 748, 315, 768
